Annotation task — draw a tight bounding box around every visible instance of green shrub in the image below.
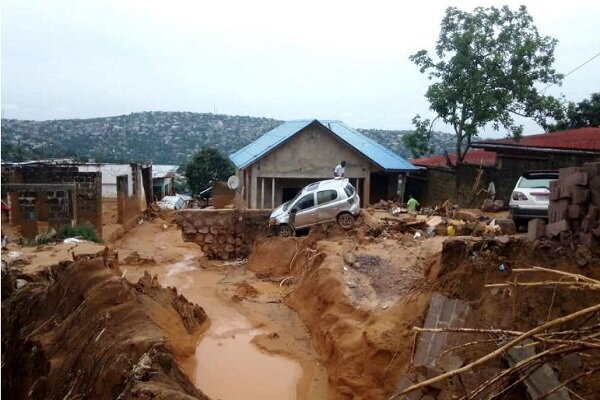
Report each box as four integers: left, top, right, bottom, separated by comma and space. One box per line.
56, 223, 102, 243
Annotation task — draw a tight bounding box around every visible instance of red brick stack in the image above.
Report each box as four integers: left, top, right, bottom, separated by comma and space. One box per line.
545, 162, 600, 246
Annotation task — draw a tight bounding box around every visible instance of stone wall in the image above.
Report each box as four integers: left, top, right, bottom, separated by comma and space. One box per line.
176, 209, 271, 260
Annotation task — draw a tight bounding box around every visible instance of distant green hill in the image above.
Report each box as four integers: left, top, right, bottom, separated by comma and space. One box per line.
1, 112, 455, 165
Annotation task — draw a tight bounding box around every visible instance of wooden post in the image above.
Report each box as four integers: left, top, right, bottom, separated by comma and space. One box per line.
272, 178, 275, 208
261, 178, 265, 209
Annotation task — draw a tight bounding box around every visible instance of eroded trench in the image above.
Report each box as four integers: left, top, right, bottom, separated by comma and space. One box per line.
109, 214, 449, 400
156, 258, 306, 400
115, 222, 331, 400
5, 215, 600, 400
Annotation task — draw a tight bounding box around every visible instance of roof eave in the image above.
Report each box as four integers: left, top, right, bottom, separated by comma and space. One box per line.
471, 142, 600, 156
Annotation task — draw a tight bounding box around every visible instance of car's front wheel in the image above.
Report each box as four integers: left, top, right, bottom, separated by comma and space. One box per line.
337, 213, 355, 230
278, 224, 295, 237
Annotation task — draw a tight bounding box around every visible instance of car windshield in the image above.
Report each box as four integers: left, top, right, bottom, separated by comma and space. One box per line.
518, 177, 555, 189
283, 191, 303, 211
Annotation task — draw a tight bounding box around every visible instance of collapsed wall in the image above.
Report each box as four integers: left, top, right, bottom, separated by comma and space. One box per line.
176, 209, 270, 260
1, 258, 209, 400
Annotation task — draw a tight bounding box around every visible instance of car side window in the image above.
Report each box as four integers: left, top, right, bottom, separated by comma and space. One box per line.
317, 190, 338, 205
295, 194, 315, 211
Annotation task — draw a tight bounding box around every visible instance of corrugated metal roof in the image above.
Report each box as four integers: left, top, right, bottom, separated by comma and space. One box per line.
472, 127, 600, 153
152, 165, 179, 178
229, 119, 419, 171
411, 149, 497, 167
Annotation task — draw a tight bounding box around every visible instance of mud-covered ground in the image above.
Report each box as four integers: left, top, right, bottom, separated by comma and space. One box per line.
3, 212, 600, 400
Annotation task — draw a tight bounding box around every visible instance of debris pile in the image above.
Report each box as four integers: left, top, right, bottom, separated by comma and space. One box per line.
537, 162, 600, 247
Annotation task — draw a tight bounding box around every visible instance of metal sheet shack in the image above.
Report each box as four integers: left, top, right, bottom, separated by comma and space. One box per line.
229, 119, 419, 209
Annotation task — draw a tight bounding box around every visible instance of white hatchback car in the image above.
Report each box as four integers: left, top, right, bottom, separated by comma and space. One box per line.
269, 178, 360, 237
509, 170, 558, 224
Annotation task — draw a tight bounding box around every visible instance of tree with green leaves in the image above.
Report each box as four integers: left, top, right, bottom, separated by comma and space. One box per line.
409, 5, 563, 165
547, 93, 600, 131
185, 148, 234, 197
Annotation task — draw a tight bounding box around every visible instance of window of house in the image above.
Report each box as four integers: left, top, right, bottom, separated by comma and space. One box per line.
317, 189, 338, 205
294, 194, 315, 210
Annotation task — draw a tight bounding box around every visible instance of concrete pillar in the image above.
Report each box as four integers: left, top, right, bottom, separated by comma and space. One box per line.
250, 167, 258, 209
272, 178, 275, 208
364, 173, 371, 206
261, 178, 265, 209
8, 192, 20, 226
36, 191, 49, 221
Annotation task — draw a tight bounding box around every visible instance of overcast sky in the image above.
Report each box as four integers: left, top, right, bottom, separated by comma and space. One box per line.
2, 0, 599, 136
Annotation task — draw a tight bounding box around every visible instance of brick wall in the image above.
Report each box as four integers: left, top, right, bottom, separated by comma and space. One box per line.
2, 165, 102, 235
176, 209, 271, 260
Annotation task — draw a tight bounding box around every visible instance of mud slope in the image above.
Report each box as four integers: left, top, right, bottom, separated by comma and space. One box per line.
284, 238, 439, 400
1, 258, 210, 400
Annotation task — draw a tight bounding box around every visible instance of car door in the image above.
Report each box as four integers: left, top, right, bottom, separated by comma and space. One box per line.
291, 193, 317, 228
317, 189, 341, 222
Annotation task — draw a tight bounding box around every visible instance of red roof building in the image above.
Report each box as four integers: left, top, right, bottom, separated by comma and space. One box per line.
411, 149, 497, 168
472, 127, 600, 154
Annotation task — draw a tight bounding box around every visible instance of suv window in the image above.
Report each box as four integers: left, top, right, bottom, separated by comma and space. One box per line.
518, 177, 555, 189
317, 189, 338, 205
344, 184, 355, 197
294, 194, 315, 211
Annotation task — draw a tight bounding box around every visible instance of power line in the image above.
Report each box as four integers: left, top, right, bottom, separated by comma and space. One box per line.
542, 50, 600, 93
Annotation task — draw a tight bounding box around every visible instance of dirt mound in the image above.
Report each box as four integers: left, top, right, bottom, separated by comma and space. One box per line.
248, 237, 304, 277
1, 258, 209, 399
287, 239, 434, 399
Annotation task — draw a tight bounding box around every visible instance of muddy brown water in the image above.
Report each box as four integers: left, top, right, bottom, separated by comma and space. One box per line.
158, 257, 304, 400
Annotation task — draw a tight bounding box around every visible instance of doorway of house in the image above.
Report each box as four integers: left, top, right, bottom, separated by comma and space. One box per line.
282, 188, 300, 203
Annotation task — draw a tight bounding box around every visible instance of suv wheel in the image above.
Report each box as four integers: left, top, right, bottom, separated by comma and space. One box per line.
278, 224, 295, 237
337, 213, 355, 230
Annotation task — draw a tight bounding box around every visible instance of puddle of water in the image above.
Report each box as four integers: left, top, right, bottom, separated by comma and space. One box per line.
163, 261, 302, 400
195, 332, 302, 400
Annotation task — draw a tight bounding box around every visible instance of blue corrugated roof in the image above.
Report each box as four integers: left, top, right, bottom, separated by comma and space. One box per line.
229, 119, 419, 171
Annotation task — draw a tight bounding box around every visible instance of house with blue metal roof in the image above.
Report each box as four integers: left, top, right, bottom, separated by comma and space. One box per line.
229, 119, 419, 208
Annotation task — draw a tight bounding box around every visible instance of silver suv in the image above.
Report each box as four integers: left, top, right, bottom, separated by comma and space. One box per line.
269, 178, 361, 237
509, 170, 558, 223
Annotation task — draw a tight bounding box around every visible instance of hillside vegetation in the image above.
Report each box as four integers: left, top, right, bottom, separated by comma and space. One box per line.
1, 112, 454, 165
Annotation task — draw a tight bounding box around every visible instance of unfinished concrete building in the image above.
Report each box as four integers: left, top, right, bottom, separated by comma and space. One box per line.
229, 119, 418, 209
1, 163, 103, 239
1, 161, 153, 240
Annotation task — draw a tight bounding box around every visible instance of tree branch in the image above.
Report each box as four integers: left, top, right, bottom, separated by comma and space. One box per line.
388, 303, 600, 399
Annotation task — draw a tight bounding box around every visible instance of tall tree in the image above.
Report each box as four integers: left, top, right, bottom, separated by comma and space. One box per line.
185, 148, 234, 196
547, 93, 600, 131
410, 5, 563, 165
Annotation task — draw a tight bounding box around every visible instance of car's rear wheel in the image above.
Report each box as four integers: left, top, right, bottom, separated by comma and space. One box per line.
337, 213, 355, 230
278, 224, 295, 237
